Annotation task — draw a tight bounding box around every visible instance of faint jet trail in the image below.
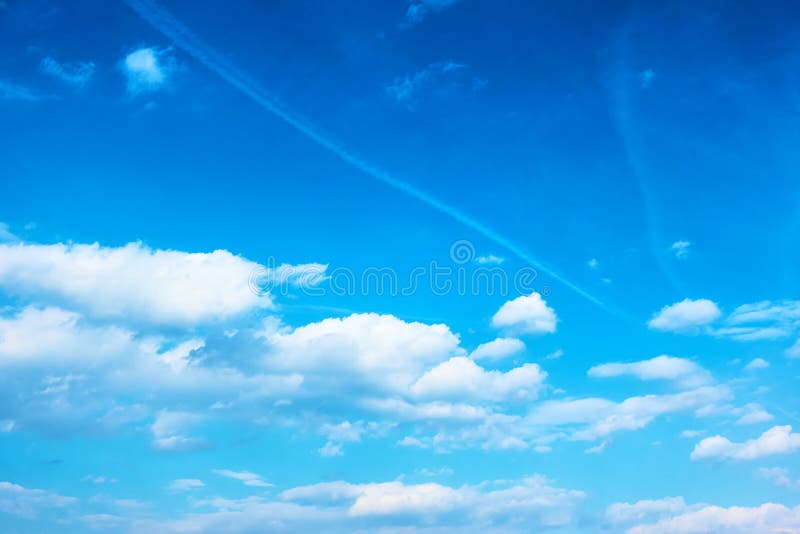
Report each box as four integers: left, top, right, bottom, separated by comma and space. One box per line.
125, 0, 616, 313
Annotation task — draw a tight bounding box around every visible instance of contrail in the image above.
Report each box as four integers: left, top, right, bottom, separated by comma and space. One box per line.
125, 0, 615, 313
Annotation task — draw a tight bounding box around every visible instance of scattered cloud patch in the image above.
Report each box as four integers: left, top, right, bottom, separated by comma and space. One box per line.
587, 258, 599, 270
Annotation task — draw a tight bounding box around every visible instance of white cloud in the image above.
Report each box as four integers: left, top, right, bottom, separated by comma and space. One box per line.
647, 299, 721, 332
213, 469, 272, 488
470, 337, 525, 361
410, 356, 547, 402
588, 355, 712, 388
491, 292, 557, 335
0, 241, 324, 327
0, 481, 76, 517
529, 386, 731, 441
744, 358, 770, 371
475, 254, 504, 265
587, 258, 599, 269
169, 479, 205, 492
403, 0, 462, 27
39, 57, 95, 88
265, 313, 464, 395
787, 339, 800, 359
735, 404, 774, 426
385, 61, 469, 109
670, 240, 691, 259
0, 80, 38, 101
0, 306, 134, 367
131, 475, 584, 532
626, 502, 800, 534
0, 222, 17, 242
691, 425, 800, 461
150, 411, 208, 452
122, 47, 176, 94
606, 496, 687, 525
758, 467, 799, 490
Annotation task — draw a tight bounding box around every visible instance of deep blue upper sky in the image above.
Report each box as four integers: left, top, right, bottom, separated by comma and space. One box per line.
1, 1, 800, 532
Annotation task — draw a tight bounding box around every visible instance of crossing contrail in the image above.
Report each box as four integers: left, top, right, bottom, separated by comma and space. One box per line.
125, 0, 618, 314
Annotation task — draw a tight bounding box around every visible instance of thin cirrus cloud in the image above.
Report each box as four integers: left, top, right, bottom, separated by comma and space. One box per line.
121, 46, 177, 94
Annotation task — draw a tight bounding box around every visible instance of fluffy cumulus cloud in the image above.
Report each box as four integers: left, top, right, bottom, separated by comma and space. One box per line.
410, 356, 547, 402
648, 299, 721, 332
0, 241, 324, 327
588, 356, 712, 389
491, 292, 557, 335
122, 46, 177, 94
691, 425, 800, 461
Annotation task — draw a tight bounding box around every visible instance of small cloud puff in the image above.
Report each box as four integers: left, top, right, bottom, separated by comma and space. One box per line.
122, 47, 177, 95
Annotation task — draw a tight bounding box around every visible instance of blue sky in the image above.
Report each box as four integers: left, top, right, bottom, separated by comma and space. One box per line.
1, 0, 800, 532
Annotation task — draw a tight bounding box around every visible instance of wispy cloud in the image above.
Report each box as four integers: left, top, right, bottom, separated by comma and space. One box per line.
0, 80, 38, 101
40, 57, 95, 89
670, 240, 691, 259
123, 0, 612, 314
402, 0, 462, 28
385, 60, 469, 109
